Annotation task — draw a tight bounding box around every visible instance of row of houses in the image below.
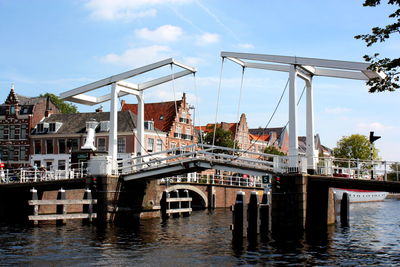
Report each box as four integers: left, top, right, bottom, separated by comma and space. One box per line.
0, 86, 331, 170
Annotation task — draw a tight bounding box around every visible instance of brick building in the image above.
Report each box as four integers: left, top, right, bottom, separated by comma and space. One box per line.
121, 93, 196, 153
0, 86, 59, 168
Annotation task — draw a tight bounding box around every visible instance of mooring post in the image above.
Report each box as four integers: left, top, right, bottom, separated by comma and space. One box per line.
57, 188, 66, 225
83, 188, 93, 224
231, 191, 245, 241
182, 189, 191, 217
340, 192, 350, 227
30, 188, 38, 225
259, 190, 271, 238
160, 190, 169, 220
247, 191, 259, 242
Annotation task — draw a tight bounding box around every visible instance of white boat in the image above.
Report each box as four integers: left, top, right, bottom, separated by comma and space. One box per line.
334, 188, 388, 203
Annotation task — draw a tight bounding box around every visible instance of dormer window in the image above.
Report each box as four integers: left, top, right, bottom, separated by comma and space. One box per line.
100, 121, 110, 132
144, 121, 154, 130
36, 122, 49, 133
49, 122, 62, 133
10, 105, 15, 115
159, 115, 164, 120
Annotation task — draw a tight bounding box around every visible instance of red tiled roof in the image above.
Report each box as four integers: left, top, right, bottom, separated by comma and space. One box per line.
122, 100, 182, 132
249, 133, 270, 142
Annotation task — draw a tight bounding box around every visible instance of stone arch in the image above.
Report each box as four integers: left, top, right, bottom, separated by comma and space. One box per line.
162, 185, 208, 208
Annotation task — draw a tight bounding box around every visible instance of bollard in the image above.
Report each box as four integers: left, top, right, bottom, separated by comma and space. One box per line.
247, 191, 259, 243
83, 188, 94, 224
340, 192, 350, 227
231, 191, 245, 241
30, 188, 38, 225
56, 188, 66, 225
259, 190, 271, 238
160, 190, 170, 220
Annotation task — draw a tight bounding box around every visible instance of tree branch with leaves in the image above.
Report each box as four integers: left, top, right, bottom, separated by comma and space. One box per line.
355, 0, 400, 92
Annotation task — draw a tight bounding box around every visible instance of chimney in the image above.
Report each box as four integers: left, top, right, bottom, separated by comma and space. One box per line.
44, 95, 51, 117
96, 105, 103, 113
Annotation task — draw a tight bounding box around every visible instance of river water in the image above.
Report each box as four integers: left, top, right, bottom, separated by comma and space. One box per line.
1, 200, 400, 266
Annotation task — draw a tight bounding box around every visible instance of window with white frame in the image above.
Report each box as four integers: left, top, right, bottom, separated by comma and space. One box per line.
156, 139, 163, 152
117, 137, 126, 153
147, 138, 154, 152
98, 137, 106, 152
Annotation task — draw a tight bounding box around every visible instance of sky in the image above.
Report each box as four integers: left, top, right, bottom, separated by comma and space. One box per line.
0, 0, 399, 161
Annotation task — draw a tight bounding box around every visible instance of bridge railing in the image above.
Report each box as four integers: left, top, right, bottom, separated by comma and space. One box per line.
116, 143, 286, 174
162, 173, 264, 188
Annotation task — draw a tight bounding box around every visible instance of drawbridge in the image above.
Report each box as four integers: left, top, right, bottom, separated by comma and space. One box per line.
119, 144, 290, 182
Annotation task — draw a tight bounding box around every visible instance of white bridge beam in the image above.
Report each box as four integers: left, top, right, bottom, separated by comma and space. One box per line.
221, 51, 385, 173
60, 58, 196, 174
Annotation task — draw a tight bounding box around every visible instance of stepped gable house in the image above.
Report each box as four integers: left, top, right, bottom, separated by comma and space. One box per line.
121, 93, 196, 152
0, 86, 59, 168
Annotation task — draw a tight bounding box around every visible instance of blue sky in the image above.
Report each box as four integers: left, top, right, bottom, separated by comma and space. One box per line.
0, 0, 399, 160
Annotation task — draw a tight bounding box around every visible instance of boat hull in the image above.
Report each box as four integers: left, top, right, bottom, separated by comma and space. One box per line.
334, 188, 388, 203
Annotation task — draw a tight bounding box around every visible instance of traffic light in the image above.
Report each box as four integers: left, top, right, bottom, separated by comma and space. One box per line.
369, 131, 381, 144
275, 176, 281, 190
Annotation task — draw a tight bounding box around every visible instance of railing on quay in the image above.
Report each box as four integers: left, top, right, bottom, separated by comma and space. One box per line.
0, 163, 88, 184
316, 156, 400, 181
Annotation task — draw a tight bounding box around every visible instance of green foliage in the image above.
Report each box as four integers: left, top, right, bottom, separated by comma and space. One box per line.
333, 134, 379, 160
355, 0, 400, 92
203, 126, 237, 149
387, 162, 400, 181
263, 146, 286, 156
40, 93, 78, 114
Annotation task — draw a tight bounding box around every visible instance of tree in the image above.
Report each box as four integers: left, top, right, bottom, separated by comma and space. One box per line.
333, 134, 379, 160
263, 146, 286, 156
387, 162, 400, 181
355, 0, 400, 92
40, 93, 78, 114
203, 126, 237, 149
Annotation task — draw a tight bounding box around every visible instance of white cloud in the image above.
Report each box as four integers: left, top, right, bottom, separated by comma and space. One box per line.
85, 0, 191, 21
183, 57, 204, 66
237, 43, 254, 49
324, 107, 351, 114
196, 32, 220, 46
135, 25, 183, 42
100, 45, 172, 67
356, 122, 394, 132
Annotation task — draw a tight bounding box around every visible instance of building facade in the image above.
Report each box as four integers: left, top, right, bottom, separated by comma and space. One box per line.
30, 110, 167, 170
121, 93, 196, 153
0, 86, 59, 168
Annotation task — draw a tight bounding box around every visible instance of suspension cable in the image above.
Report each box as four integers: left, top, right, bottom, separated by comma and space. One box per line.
233, 66, 245, 150
227, 77, 293, 162
212, 57, 225, 148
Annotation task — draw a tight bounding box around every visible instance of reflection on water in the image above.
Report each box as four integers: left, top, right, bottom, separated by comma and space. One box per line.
1, 200, 400, 266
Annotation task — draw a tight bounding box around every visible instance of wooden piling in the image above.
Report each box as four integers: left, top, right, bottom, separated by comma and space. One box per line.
340, 192, 350, 227
30, 188, 38, 225
56, 188, 66, 225
259, 190, 271, 237
83, 188, 94, 224
247, 191, 259, 242
231, 191, 245, 240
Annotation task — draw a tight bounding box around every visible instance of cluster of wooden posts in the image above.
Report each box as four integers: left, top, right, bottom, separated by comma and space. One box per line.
160, 189, 192, 219
28, 188, 97, 225
231, 190, 271, 242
